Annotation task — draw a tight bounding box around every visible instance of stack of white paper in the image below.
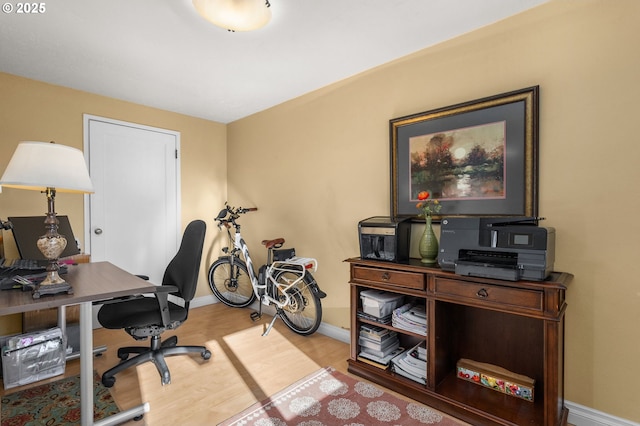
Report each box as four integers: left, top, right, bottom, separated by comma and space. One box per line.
391, 341, 427, 385
392, 303, 427, 336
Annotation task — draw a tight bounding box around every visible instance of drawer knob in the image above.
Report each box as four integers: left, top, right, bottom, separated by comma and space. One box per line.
476, 288, 489, 298
381, 272, 391, 281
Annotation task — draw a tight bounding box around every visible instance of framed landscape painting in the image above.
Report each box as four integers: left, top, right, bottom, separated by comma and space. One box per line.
390, 86, 539, 221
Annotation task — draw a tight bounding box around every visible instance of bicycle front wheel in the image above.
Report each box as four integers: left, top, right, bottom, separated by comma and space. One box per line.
208, 257, 256, 308
271, 269, 322, 336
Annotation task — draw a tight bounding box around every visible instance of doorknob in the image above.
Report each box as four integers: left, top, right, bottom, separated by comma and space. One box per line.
94, 228, 103, 235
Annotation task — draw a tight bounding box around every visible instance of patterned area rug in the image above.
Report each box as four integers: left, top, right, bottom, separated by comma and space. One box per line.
218, 367, 466, 425
1, 371, 119, 426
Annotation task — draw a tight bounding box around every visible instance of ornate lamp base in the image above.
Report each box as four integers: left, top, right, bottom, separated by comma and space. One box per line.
33, 282, 73, 299
34, 201, 72, 299
40, 268, 66, 285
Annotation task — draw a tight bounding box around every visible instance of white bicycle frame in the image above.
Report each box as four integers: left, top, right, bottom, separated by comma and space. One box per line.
233, 231, 318, 310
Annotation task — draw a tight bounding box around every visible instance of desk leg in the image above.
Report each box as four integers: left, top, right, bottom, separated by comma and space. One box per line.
58, 305, 66, 336
80, 301, 93, 426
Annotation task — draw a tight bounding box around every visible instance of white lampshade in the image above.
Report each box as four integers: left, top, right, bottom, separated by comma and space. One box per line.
193, 0, 271, 32
0, 141, 94, 193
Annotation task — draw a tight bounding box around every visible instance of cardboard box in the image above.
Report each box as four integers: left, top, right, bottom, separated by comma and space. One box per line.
2, 327, 66, 389
360, 290, 404, 318
456, 358, 534, 402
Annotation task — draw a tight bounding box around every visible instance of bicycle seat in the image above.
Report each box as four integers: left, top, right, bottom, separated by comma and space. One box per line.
261, 238, 285, 249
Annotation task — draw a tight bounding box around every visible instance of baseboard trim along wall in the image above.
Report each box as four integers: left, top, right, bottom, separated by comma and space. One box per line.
566, 401, 640, 426
195, 296, 638, 426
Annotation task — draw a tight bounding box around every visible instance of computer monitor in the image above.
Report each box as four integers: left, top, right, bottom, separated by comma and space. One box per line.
8, 215, 81, 260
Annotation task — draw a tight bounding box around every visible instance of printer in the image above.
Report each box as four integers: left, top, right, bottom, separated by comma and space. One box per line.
358, 216, 411, 262
438, 217, 555, 281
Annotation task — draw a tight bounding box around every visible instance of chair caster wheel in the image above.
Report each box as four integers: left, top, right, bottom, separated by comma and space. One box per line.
102, 375, 116, 388
134, 414, 144, 421
202, 350, 212, 360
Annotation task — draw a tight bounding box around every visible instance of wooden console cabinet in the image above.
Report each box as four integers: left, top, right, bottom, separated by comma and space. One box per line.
347, 257, 572, 426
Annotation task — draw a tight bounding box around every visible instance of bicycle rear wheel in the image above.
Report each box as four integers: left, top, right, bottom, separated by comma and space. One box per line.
271, 269, 322, 335
208, 257, 256, 308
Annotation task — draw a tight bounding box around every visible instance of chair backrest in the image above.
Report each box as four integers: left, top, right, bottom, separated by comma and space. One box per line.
162, 220, 206, 303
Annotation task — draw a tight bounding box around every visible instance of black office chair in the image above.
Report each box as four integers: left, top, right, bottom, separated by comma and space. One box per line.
98, 220, 211, 387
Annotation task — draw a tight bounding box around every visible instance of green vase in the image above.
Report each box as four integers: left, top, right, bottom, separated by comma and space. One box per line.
418, 216, 439, 265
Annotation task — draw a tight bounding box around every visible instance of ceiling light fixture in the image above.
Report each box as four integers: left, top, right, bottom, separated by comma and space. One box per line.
192, 0, 271, 32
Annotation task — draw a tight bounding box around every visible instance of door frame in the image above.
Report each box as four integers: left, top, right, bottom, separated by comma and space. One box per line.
82, 114, 182, 257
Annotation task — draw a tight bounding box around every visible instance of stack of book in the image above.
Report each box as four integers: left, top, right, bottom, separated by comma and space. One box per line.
392, 303, 427, 336
356, 310, 392, 325
357, 325, 403, 369
391, 341, 427, 385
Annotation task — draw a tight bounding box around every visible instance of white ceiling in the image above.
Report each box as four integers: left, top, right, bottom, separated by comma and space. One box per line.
0, 0, 548, 124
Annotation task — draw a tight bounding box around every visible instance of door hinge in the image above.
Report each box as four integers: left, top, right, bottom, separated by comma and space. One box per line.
175, 149, 178, 159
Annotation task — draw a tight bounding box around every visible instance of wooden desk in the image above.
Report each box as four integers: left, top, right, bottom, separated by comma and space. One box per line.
0, 261, 156, 426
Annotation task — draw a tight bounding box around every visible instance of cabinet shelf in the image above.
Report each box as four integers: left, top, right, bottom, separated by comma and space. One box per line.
347, 257, 572, 426
357, 313, 427, 339
436, 370, 543, 425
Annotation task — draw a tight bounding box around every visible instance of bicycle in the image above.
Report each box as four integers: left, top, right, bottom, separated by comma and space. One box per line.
208, 204, 326, 336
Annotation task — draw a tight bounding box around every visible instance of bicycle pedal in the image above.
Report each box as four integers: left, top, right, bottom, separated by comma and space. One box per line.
250, 311, 262, 321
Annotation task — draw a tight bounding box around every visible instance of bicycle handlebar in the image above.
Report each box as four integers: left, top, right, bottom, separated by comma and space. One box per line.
215, 203, 257, 227
239, 207, 258, 213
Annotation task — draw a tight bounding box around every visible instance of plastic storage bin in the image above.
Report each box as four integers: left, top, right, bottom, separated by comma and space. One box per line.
360, 289, 404, 318
2, 327, 66, 389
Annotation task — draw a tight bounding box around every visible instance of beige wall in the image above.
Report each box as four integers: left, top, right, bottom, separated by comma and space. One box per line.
227, 0, 640, 422
0, 73, 227, 332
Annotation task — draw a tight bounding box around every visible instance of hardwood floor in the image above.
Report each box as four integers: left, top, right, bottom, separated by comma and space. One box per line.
3, 303, 353, 425
2, 303, 573, 425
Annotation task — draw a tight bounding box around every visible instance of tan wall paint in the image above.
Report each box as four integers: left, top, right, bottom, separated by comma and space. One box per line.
0, 73, 227, 335
227, 0, 640, 422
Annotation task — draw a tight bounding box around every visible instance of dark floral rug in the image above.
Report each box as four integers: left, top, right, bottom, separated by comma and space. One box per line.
218, 366, 467, 425
1, 371, 119, 426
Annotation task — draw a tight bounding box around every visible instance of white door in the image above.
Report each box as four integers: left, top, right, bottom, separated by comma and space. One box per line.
84, 115, 180, 285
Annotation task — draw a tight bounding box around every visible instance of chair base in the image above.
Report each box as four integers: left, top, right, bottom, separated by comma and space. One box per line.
101, 335, 211, 387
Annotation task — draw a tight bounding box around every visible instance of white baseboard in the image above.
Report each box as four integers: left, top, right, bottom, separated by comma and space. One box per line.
317, 321, 350, 343
191, 294, 219, 309
567, 401, 639, 426
193, 295, 351, 343
194, 297, 637, 426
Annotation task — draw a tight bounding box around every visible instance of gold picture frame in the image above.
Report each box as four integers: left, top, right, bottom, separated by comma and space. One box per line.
390, 86, 539, 221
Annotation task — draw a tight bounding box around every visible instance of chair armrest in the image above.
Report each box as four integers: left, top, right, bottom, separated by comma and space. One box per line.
155, 285, 178, 293
154, 285, 179, 326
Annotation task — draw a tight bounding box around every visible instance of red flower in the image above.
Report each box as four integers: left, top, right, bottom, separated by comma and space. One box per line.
417, 191, 430, 201
415, 191, 441, 217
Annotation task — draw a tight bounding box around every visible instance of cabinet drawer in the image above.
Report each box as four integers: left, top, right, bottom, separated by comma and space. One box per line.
352, 266, 424, 290
434, 278, 543, 311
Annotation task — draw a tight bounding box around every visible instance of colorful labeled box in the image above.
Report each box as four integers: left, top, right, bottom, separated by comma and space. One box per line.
456, 358, 535, 402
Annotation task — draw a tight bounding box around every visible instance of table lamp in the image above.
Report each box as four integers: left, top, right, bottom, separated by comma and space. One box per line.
0, 141, 94, 298
0, 185, 10, 230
